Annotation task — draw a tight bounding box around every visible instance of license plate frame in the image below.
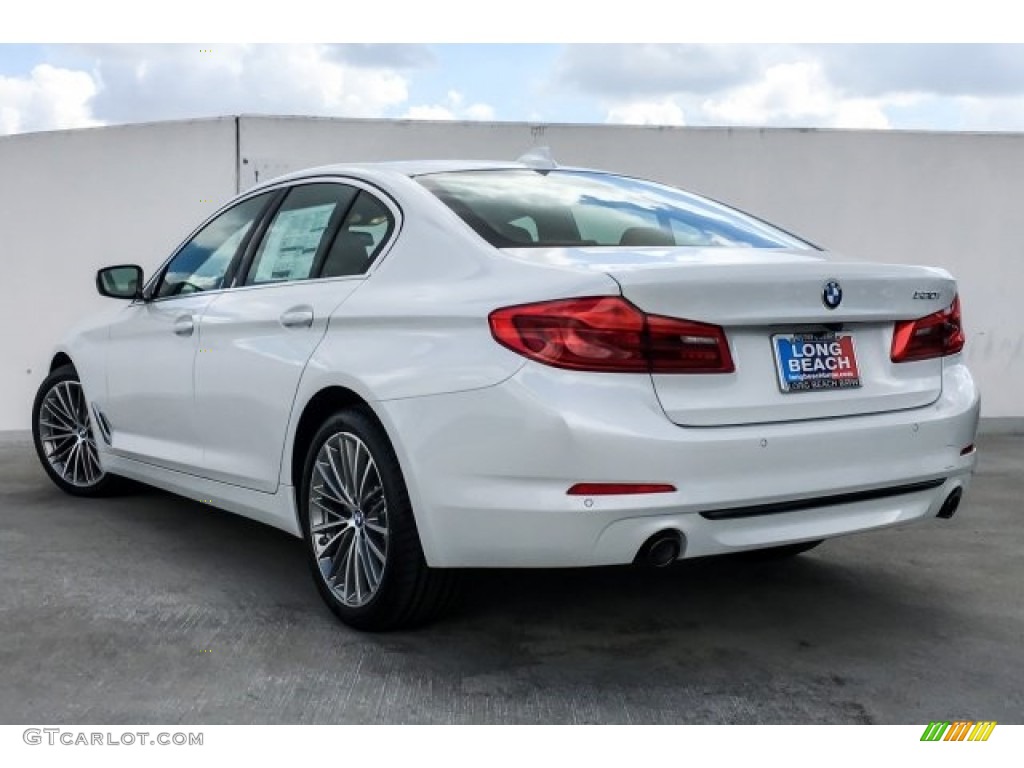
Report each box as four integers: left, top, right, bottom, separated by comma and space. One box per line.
772, 332, 862, 394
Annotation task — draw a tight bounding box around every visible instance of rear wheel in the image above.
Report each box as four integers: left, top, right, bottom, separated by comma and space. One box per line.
299, 407, 458, 631
32, 365, 121, 497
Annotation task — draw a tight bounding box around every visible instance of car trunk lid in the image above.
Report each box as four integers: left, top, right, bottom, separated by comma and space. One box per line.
503, 246, 956, 427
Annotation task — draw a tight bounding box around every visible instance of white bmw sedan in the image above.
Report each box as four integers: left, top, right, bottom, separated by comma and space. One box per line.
32, 157, 980, 630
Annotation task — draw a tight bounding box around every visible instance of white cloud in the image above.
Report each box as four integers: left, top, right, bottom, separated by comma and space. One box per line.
558, 45, 763, 98
88, 45, 410, 123
605, 98, 686, 126
405, 104, 456, 120
464, 102, 496, 120
814, 44, 1024, 98
0, 64, 101, 134
700, 61, 891, 129
403, 89, 495, 121
1, 46, 428, 135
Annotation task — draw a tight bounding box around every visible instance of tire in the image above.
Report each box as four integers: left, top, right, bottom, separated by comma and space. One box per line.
738, 539, 825, 561
32, 364, 122, 497
299, 407, 459, 631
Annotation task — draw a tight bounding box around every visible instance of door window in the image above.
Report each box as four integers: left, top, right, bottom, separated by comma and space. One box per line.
155, 193, 273, 299
245, 184, 358, 285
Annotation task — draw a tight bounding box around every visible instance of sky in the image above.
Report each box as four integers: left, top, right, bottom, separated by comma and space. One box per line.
2, 43, 1024, 136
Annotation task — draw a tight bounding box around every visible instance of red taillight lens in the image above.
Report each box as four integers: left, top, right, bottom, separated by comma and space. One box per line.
488, 297, 734, 374
891, 295, 965, 363
646, 313, 734, 373
567, 483, 676, 496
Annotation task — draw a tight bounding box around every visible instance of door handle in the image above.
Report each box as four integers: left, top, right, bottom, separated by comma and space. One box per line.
173, 314, 195, 337
280, 306, 314, 329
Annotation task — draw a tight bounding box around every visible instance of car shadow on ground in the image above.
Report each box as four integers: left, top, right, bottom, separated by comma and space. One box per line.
100, 480, 954, 655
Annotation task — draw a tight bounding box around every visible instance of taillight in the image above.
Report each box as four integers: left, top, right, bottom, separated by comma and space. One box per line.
891, 295, 965, 363
488, 296, 734, 374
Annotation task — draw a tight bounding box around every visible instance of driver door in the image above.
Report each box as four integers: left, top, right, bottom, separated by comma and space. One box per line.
102, 191, 277, 472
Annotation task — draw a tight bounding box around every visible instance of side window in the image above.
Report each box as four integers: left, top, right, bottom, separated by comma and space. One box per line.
320, 191, 395, 278
156, 193, 271, 299
245, 184, 357, 286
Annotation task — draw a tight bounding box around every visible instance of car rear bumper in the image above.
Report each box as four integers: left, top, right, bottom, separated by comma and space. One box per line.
376, 357, 980, 568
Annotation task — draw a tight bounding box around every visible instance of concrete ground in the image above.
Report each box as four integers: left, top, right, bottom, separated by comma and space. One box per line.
0, 433, 1020, 724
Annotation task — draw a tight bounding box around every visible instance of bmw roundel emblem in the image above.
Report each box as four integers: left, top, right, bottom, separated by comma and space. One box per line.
822, 279, 843, 310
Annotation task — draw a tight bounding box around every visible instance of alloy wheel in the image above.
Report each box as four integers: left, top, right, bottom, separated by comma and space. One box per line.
37, 380, 104, 488
308, 431, 389, 608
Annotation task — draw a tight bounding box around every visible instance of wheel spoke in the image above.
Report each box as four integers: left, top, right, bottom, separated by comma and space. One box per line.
359, 534, 381, 588
311, 495, 350, 522
79, 442, 91, 483
312, 518, 349, 535
73, 441, 86, 484
43, 399, 76, 431
326, 527, 354, 581
342, 438, 358, 498
317, 528, 345, 563
312, 484, 355, 516
364, 521, 387, 536
325, 443, 357, 508
364, 532, 386, 565
354, 534, 368, 594
84, 441, 101, 482
47, 433, 77, 454
39, 418, 74, 435
315, 460, 350, 508
55, 384, 78, 426
350, 533, 362, 604
357, 447, 374, 504
64, 442, 80, 482
364, 495, 386, 519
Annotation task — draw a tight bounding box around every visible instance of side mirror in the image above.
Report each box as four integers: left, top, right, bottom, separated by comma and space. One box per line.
96, 265, 144, 300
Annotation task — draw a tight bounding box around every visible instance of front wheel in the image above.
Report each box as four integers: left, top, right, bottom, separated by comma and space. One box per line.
299, 407, 458, 631
32, 365, 121, 497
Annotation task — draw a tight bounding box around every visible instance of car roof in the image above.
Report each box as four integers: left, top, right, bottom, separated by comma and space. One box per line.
252, 159, 601, 191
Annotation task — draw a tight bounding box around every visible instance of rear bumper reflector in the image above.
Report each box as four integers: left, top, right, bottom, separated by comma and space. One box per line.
699, 478, 947, 520
567, 483, 676, 496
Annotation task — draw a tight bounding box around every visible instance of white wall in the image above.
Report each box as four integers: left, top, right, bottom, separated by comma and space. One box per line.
2, 115, 1021, 429
1, 117, 238, 431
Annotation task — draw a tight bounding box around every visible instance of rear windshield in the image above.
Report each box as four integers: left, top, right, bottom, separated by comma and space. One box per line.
417, 169, 811, 250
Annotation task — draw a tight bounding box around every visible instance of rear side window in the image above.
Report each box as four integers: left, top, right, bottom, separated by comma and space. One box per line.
320, 191, 396, 278
417, 169, 810, 250
245, 184, 358, 285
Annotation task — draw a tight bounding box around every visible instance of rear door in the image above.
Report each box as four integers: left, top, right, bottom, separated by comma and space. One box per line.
192, 182, 398, 491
